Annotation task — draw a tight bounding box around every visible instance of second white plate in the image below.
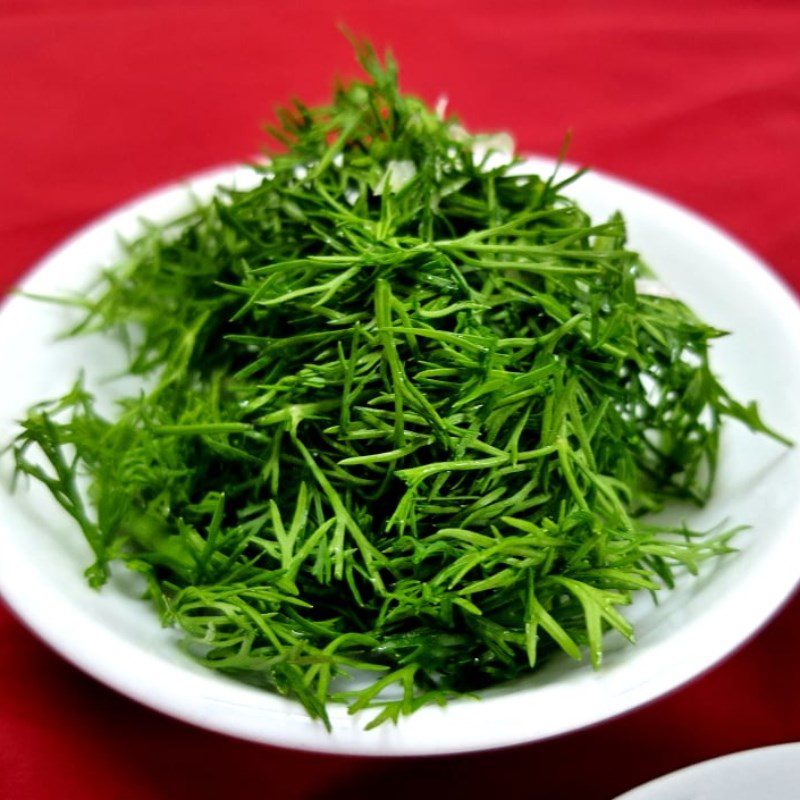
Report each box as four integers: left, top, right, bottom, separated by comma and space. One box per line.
615, 743, 800, 799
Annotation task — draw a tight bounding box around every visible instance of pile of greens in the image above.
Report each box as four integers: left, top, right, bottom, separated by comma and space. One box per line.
11, 41, 786, 728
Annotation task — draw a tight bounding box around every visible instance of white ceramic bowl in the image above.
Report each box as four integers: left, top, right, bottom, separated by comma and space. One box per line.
614, 743, 800, 799
1, 159, 800, 756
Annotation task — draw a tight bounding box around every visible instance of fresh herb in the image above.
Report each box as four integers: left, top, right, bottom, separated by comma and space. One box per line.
9, 39, 789, 729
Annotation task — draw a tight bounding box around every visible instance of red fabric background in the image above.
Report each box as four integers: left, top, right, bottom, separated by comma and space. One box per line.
2, 1, 800, 797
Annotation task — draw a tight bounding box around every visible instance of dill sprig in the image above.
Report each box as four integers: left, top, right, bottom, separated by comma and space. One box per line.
10, 39, 788, 729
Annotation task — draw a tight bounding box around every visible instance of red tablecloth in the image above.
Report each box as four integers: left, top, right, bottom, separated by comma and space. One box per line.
2, 2, 800, 797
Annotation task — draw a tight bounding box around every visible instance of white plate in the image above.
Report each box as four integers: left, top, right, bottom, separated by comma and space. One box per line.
1, 159, 800, 756
615, 743, 800, 799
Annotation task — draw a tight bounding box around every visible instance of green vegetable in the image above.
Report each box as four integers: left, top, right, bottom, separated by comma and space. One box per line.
9, 39, 788, 729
